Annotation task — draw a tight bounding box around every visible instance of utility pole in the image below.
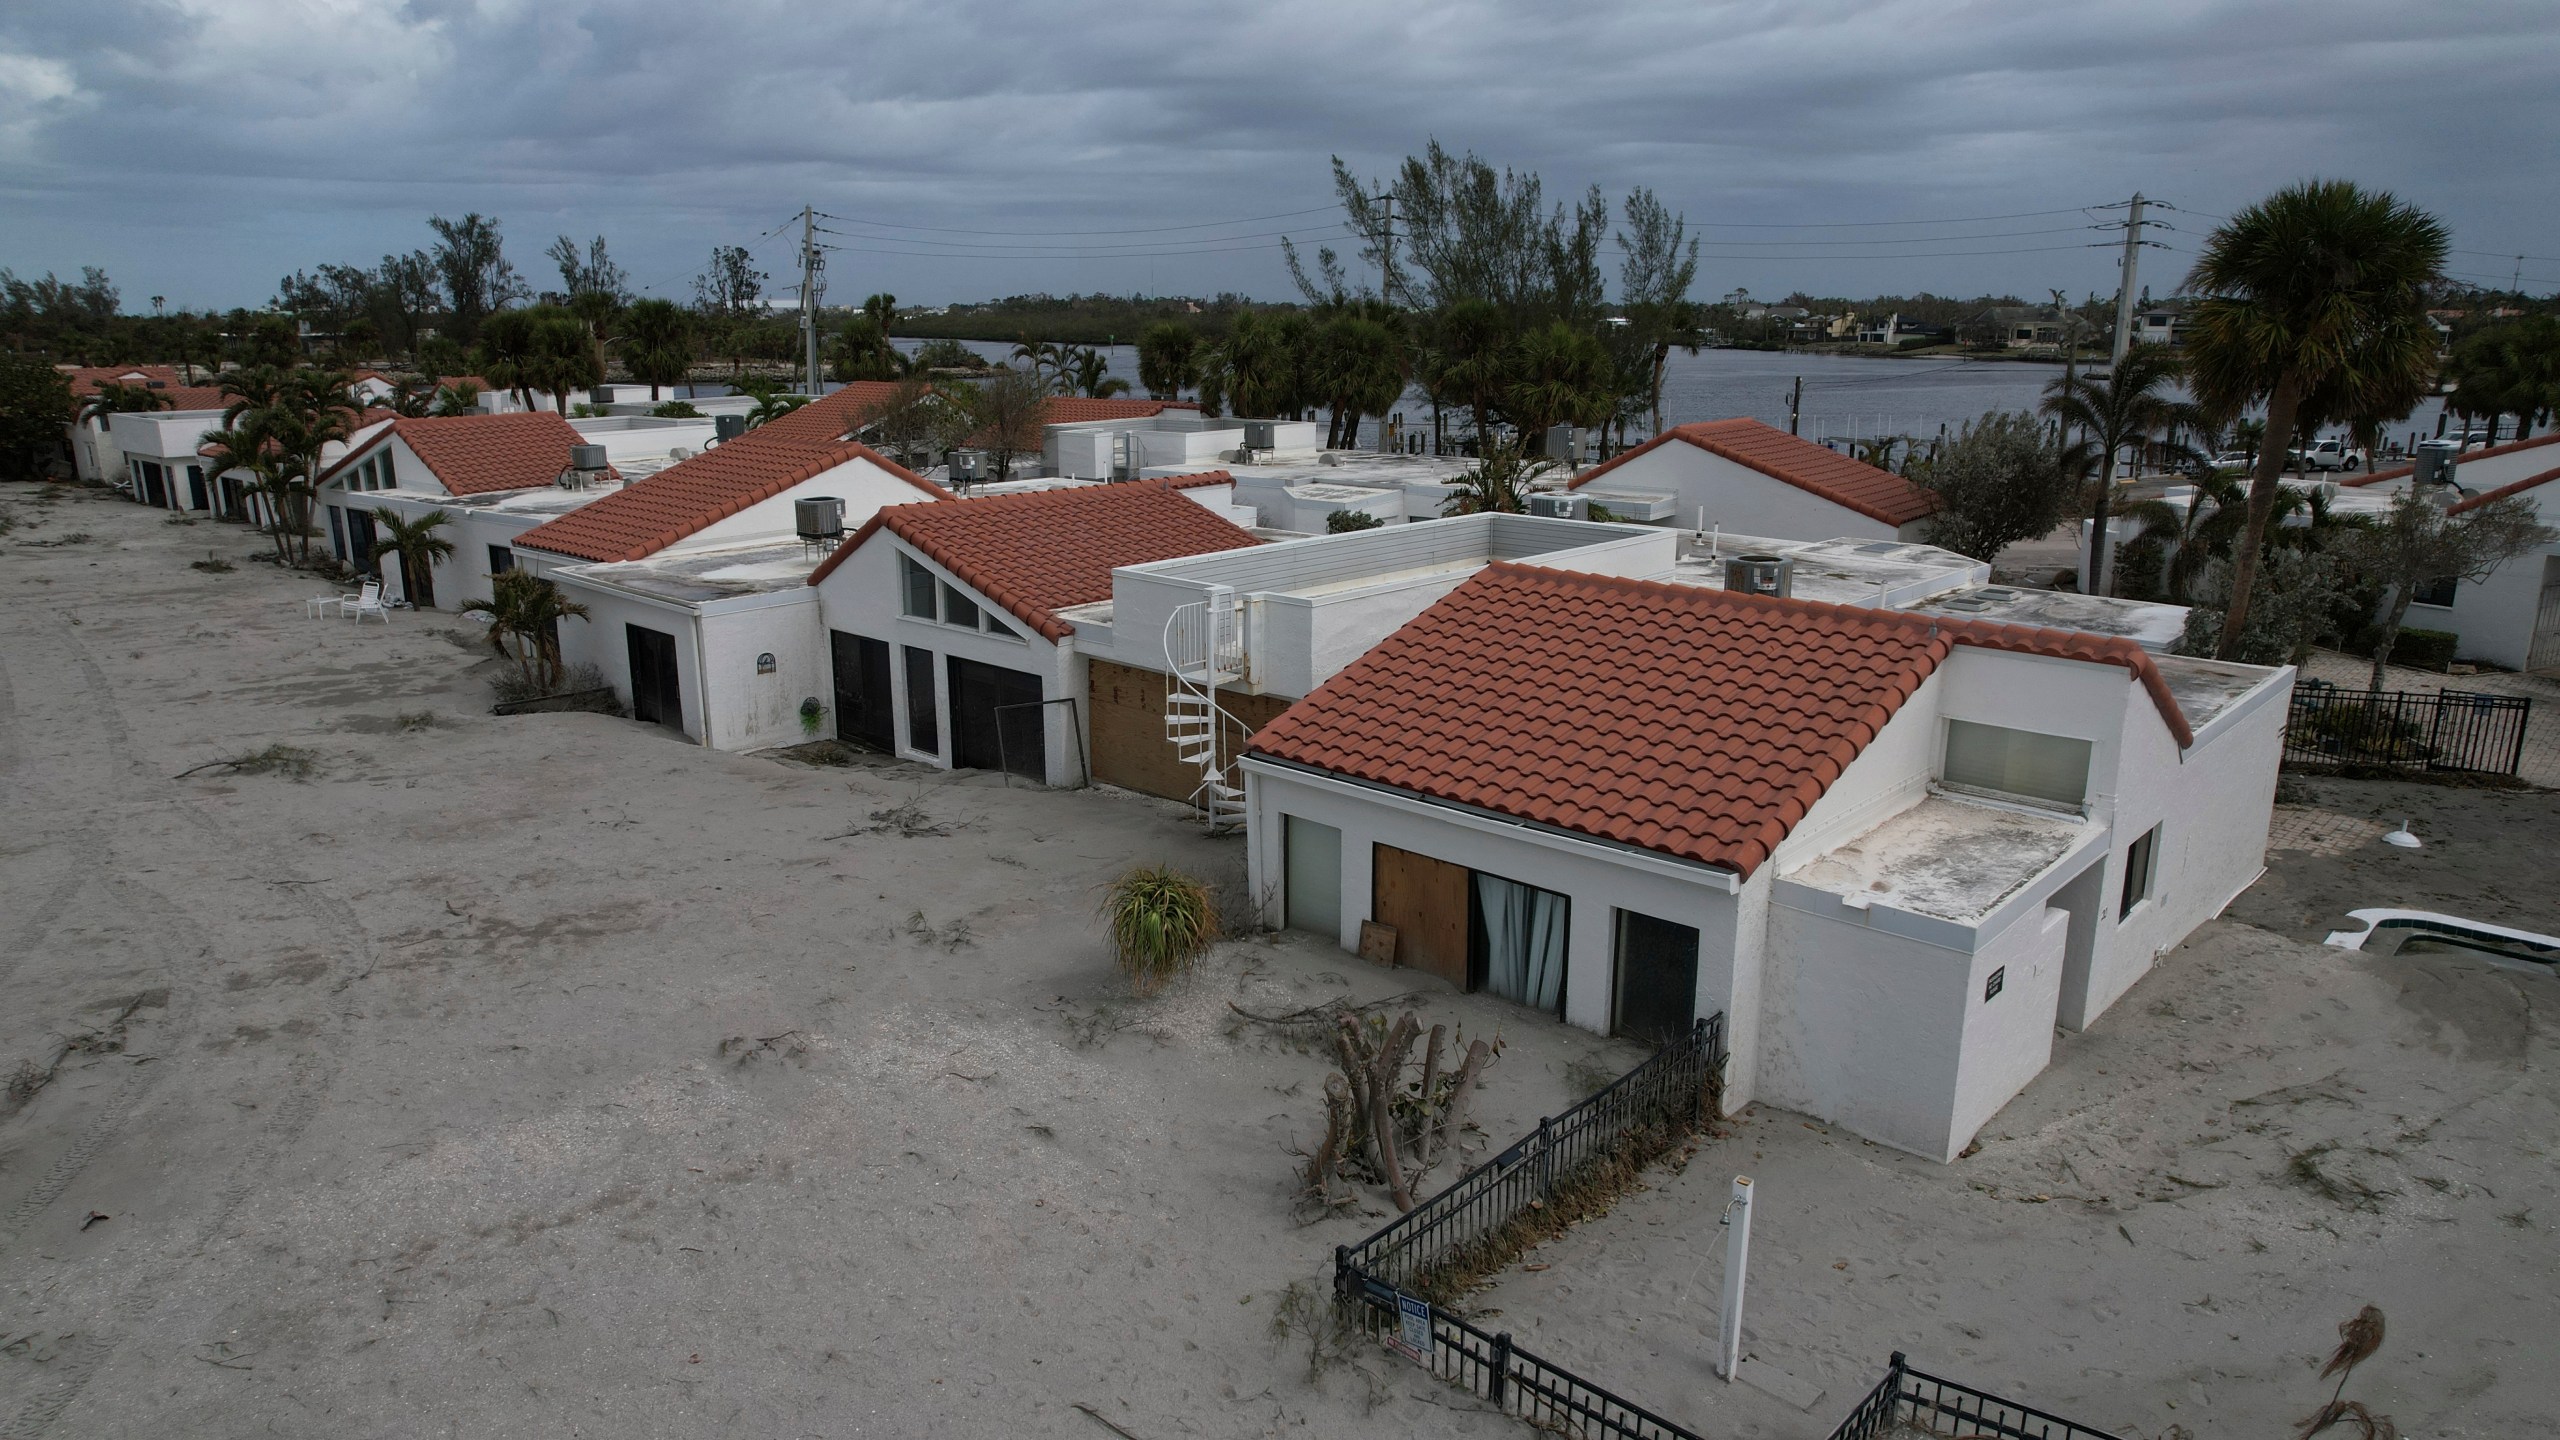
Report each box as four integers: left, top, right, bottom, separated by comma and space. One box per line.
2110, 193, 2146, 366
1787, 376, 1802, 436
1373, 188, 1397, 304
798, 205, 825, 398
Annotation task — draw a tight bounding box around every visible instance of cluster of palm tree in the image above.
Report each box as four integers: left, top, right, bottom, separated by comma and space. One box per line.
195, 366, 363, 565
1012, 340, 1132, 399
76, 379, 176, 430
474, 305, 605, 415
2443, 314, 2560, 442
378, 374, 481, 417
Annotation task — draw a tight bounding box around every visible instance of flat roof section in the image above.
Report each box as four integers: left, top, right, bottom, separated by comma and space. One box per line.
1907, 586, 2189, 652
1785, 795, 2095, 926
563, 538, 820, 605
2149, 653, 2281, 731
1657, 533, 1986, 608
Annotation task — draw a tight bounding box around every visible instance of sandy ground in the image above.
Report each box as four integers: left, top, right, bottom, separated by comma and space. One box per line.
1458, 780, 2560, 1439
0, 487, 1647, 1438
4, 485, 2555, 1438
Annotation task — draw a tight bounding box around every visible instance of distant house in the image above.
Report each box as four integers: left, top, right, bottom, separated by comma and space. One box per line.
2128, 300, 2190, 348
2339, 434, 2560, 671
1242, 564, 2292, 1161
1566, 418, 1941, 542
1974, 306, 2071, 349
1853, 314, 1949, 346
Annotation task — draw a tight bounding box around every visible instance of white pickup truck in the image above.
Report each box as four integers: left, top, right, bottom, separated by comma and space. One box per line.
2295, 436, 2368, 472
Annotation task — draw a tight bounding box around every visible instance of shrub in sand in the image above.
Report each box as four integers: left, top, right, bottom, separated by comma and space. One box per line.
1101, 865, 1218, 996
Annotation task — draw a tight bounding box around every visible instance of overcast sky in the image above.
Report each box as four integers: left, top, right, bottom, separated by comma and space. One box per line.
4, 0, 2555, 315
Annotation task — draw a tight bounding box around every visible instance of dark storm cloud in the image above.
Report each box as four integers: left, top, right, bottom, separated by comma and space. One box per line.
2, 0, 2553, 309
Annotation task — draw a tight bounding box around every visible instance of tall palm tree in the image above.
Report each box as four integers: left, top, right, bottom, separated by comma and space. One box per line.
2040, 340, 2189, 595
370, 506, 456, 608
1504, 321, 1617, 455
195, 421, 274, 534
2112, 472, 2246, 602
429, 381, 481, 417
1136, 321, 1201, 400
2183, 180, 2448, 659
462, 570, 592, 693
1419, 298, 1512, 451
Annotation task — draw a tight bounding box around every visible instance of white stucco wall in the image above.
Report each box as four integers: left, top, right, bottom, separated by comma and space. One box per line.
1242, 762, 1747, 1058
698, 595, 829, 752
1575, 441, 1903, 543
542, 576, 709, 742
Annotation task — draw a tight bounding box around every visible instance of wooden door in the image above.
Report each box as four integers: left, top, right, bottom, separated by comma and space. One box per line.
1372, 843, 1471, 989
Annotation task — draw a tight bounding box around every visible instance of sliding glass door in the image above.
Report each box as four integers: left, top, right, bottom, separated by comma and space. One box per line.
1474, 873, 1568, 1015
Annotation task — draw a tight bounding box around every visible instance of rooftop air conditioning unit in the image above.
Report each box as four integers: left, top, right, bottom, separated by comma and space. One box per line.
2413, 439, 2459, 490
1526, 493, 1582, 520
1725, 553, 1794, 598
949, 449, 986, 485
592, 385, 614, 405
560, 443, 610, 489
795, 495, 845, 547
714, 414, 747, 443
1243, 420, 1279, 451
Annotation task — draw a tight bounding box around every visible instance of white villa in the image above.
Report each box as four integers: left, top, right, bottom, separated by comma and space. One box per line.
1238, 564, 2290, 1162
2338, 435, 2560, 672
1564, 419, 1942, 542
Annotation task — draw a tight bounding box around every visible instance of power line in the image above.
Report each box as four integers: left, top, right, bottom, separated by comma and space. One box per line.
1686, 205, 2108, 229
1689, 226, 2106, 249
810, 221, 1355, 254
809, 204, 1342, 237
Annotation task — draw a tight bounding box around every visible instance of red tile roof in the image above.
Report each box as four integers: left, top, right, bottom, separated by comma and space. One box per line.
2450, 463, 2560, 515
1568, 418, 1940, 527
808, 479, 1260, 639
511, 384, 947, 562
1248, 565, 2188, 877
317, 412, 614, 497
2345, 431, 2560, 487
62, 364, 183, 395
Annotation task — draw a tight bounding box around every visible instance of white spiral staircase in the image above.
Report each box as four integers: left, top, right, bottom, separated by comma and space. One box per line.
1162, 586, 1248, 832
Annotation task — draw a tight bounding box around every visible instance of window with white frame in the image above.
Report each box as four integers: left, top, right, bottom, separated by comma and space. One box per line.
899, 552, 1027, 640
1941, 719, 2092, 810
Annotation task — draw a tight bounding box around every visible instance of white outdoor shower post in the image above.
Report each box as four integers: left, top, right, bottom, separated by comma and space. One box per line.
1717, 1175, 1754, 1381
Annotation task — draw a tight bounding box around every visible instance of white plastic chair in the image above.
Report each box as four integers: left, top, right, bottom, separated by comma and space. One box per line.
304, 591, 346, 618
342, 579, 389, 624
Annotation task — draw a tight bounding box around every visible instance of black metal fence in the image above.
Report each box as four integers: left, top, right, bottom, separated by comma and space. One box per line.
1826, 1353, 2128, 1440
2283, 683, 2531, 776
1330, 1014, 1725, 1439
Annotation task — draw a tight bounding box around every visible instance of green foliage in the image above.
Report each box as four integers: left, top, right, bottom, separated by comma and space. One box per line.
462, 569, 592, 693
2175, 549, 2350, 665
828, 315, 909, 382
370, 506, 456, 602
619, 297, 695, 396
893, 294, 1251, 347
1100, 865, 1220, 996
1325, 508, 1385, 533
1913, 410, 2077, 561
650, 400, 702, 418
908, 338, 989, 372
2390, 628, 2459, 671
0, 357, 74, 482
1137, 321, 1201, 399
1440, 439, 1551, 516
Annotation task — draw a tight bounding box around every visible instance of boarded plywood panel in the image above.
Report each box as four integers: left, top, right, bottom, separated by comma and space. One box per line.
1087, 657, 1296, 802
1372, 843, 1470, 989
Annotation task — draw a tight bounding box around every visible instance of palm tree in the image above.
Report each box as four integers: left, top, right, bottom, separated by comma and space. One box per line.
370, 506, 456, 608
620, 298, 694, 401
461, 569, 591, 693
2111, 472, 2246, 602
429, 381, 481, 417
2183, 180, 2448, 659
1504, 321, 1618, 455
2041, 340, 2190, 595
1137, 321, 1201, 400
380, 373, 440, 417
195, 422, 274, 534
1439, 439, 1551, 516
1011, 339, 1072, 393
217, 365, 288, 426
78, 380, 174, 429
742, 385, 811, 429
1197, 311, 1302, 420
526, 312, 603, 416
1063, 346, 1130, 399
1419, 298, 1512, 451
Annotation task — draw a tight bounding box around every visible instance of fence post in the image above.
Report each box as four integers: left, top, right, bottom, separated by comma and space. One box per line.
1489, 1331, 1513, 1407
1536, 1116, 1553, 1200
1717, 1176, 1754, 1380
1690, 1017, 1708, 1123
1333, 1244, 1353, 1302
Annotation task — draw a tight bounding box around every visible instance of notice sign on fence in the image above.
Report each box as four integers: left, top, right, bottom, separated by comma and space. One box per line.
1387, 1294, 1433, 1364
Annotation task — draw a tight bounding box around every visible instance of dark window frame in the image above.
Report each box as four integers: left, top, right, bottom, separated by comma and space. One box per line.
902, 644, 940, 755
2119, 824, 2160, 920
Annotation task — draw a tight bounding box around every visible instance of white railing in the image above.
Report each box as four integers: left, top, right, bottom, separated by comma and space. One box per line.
1163, 588, 1249, 831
